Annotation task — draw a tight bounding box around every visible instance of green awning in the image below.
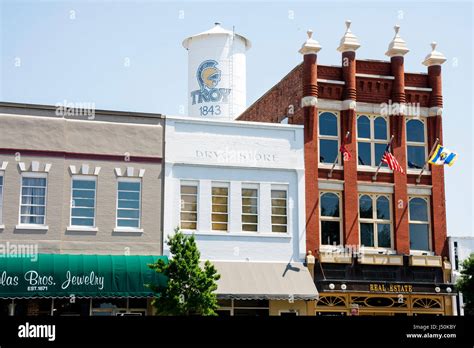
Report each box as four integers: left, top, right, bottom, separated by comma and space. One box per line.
0, 254, 167, 298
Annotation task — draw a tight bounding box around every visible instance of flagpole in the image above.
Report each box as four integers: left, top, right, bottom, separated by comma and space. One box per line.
372, 135, 394, 182
328, 131, 350, 178
416, 138, 440, 184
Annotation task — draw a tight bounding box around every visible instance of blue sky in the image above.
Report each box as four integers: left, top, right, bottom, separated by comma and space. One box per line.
1, 0, 472, 237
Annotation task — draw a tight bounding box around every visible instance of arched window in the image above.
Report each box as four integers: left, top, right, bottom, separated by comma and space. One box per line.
320, 192, 342, 246
408, 197, 431, 251
406, 119, 426, 169
357, 115, 389, 167
319, 112, 339, 164
358, 194, 392, 248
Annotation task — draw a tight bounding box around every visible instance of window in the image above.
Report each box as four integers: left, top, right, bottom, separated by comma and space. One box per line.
319, 111, 339, 164
117, 179, 141, 228
180, 183, 198, 230
242, 187, 258, 232
409, 197, 431, 251
20, 175, 47, 225
357, 115, 389, 167
271, 189, 287, 233
0, 174, 3, 225
320, 192, 342, 245
406, 119, 427, 169
211, 183, 228, 231
70, 177, 97, 227
358, 194, 392, 248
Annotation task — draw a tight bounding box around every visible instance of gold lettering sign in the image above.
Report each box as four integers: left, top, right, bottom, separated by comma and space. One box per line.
369, 283, 413, 293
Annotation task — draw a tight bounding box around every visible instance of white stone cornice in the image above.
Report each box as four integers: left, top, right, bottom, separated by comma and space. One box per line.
428, 106, 443, 117
69, 164, 101, 176
18, 161, 52, 173
342, 100, 357, 110
0, 162, 8, 171
301, 96, 318, 108
115, 166, 146, 178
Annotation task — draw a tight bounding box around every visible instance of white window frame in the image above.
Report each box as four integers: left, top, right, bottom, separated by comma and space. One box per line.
358, 193, 394, 251
180, 180, 199, 231
68, 175, 98, 229
318, 111, 341, 169
356, 114, 391, 170
408, 196, 432, 254
211, 182, 229, 232
270, 184, 289, 234
18, 172, 48, 227
241, 183, 259, 233
0, 171, 4, 227
115, 177, 142, 231
406, 118, 429, 175
319, 191, 343, 248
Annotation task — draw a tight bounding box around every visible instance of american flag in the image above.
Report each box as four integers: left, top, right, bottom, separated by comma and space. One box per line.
381, 144, 404, 173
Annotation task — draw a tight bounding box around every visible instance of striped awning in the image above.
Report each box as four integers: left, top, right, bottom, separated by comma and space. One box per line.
212, 261, 318, 300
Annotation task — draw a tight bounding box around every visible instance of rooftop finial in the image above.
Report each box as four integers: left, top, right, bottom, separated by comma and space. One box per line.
345, 20, 352, 30
385, 24, 409, 57
431, 42, 437, 51
299, 29, 322, 55
423, 41, 446, 66
337, 19, 360, 52
214, 22, 221, 26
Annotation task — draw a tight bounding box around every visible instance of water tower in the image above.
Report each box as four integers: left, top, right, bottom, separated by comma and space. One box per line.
182, 22, 251, 120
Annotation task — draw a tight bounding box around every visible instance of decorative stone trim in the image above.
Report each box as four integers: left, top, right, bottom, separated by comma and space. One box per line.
358, 183, 394, 194
342, 99, 356, 110
114, 167, 145, 178
405, 86, 432, 92
356, 73, 395, 80
407, 185, 432, 196
0, 162, 8, 171
428, 107, 443, 117
318, 78, 345, 85
301, 96, 318, 108
18, 161, 52, 173
318, 179, 344, 191
69, 164, 101, 176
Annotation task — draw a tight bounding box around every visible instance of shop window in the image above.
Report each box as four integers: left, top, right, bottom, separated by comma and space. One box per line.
242, 186, 258, 232
406, 119, 427, 169
271, 188, 288, 233
117, 179, 141, 228
70, 176, 97, 227
320, 192, 342, 246
357, 115, 389, 167
180, 182, 198, 230
409, 197, 431, 251
319, 111, 340, 165
211, 183, 229, 231
359, 194, 393, 249
20, 174, 47, 225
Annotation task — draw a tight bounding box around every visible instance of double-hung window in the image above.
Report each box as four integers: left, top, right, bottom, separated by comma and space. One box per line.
117, 179, 141, 228
70, 176, 97, 227
271, 188, 288, 233
320, 192, 342, 246
211, 183, 229, 231
242, 186, 258, 232
180, 182, 198, 230
409, 197, 431, 251
359, 194, 392, 248
20, 174, 47, 225
406, 119, 427, 170
357, 115, 389, 167
319, 111, 339, 165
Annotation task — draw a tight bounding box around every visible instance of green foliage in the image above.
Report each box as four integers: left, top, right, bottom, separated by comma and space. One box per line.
148, 227, 220, 315
456, 253, 474, 315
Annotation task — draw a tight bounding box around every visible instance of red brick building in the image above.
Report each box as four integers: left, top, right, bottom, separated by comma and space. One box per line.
238, 21, 455, 315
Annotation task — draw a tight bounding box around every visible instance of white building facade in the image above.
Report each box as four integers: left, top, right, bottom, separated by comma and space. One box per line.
163, 116, 318, 315
449, 236, 474, 315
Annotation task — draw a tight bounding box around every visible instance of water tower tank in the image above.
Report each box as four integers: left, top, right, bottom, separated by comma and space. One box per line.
183, 22, 251, 120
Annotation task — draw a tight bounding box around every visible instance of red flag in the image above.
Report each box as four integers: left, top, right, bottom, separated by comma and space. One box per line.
340, 140, 351, 161
381, 144, 404, 173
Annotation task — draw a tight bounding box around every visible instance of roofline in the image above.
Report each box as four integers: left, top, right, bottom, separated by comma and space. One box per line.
0, 101, 164, 118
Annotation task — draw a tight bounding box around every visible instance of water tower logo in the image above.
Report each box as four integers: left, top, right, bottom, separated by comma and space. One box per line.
191, 60, 231, 107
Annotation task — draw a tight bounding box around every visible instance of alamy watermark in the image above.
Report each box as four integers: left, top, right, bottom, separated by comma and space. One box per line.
0, 242, 38, 262
380, 100, 420, 117
55, 99, 95, 119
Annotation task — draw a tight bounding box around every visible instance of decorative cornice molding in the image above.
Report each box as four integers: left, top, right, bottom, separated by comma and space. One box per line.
301, 96, 318, 108
69, 164, 101, 176
114, 167, 145, 178
18, 161, 52, 173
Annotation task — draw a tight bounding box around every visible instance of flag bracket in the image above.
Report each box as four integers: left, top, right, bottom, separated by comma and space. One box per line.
328, 131, 350, 178
416, 138, 440, 184
372, 135, 395, 182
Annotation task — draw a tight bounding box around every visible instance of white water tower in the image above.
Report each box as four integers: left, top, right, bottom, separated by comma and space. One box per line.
183, 22, 251, 120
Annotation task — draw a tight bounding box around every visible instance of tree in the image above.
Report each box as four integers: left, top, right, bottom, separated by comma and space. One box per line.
148, 228, 220, 315
456, 253, 474, 315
